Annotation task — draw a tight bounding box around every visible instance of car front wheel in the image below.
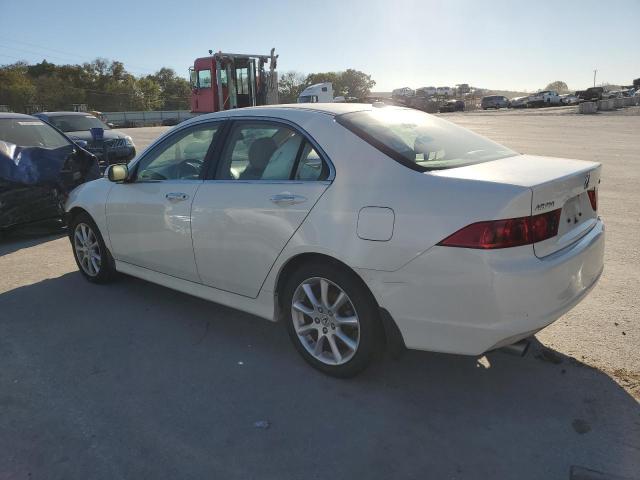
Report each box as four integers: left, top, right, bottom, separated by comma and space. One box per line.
70, 212, 116, 283
283, 262, 382, 377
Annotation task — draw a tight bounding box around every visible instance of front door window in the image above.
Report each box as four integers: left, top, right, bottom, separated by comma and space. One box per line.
136, 124, 219, 181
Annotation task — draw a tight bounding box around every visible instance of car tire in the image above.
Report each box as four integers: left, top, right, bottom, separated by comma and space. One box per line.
282, 261, 382, 378
69, 212, 116, 284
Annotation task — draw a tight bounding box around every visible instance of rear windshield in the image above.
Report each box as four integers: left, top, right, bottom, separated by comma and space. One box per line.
336, 108, 517, 171
0, 118, 71, 149
46, 115, 108, 132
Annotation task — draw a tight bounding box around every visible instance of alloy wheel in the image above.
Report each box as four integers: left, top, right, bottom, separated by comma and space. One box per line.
73, 222, 102, 277
291, 277, 360, 365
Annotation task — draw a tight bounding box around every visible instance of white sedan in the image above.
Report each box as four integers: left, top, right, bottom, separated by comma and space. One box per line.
65, 104, 605, 377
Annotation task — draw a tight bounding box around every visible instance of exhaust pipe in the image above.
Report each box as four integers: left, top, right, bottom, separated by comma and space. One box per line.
499, 339, 530, 357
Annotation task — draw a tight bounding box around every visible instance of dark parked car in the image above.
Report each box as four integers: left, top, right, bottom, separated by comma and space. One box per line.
481, 95, 510, 109
0, 113, 99, 234
439, 100, 465, 112
577, 87, 604, 102
34, 111, 136, 168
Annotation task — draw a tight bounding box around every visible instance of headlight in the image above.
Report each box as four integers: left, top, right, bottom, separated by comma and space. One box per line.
124, 135, 135, 147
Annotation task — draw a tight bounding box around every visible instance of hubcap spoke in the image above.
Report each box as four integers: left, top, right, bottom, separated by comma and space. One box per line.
302, 283, 320, 308
296, 322, 316, 335
336, 315, 358, 327
320, 279, 330, 308
335, 330, 357, 352
291, 276, 360, 366
327, 334, 342, 363
331, 292, 347, 312
314, 335, 325, 355
293, 301, 314, 316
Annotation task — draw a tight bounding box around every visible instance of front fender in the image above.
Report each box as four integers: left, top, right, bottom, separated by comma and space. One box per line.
65, 178, 114, 250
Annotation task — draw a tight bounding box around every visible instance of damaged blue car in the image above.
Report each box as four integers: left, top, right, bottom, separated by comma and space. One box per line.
0, 113, 100, 234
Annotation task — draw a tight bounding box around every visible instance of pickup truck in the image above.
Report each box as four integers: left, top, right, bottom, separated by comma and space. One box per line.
528, 90, 562, 107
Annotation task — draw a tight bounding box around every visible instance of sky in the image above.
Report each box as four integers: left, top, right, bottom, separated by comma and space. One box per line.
1, 0, 638, 92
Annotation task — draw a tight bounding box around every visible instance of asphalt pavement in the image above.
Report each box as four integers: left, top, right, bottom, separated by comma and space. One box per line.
1, 109, 638, 480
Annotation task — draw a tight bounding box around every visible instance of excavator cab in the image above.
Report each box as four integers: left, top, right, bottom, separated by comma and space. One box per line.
190, 49, 278, 113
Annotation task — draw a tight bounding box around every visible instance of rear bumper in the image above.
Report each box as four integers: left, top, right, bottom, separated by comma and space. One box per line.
361, 219, 605, 355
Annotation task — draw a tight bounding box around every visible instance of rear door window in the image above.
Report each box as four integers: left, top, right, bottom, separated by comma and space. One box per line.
216, 121, 329, 181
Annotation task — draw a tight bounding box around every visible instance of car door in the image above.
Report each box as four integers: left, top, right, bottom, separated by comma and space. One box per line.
191, 119, 332, 297
106, 121, 222, 282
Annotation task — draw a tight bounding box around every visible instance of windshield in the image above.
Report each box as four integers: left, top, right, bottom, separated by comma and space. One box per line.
336, 108, 517, 171
0, 118, 71, 149
298, 95, 317, 103
46, 114, 109, 132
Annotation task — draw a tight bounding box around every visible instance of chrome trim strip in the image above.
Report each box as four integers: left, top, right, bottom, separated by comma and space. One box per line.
201, 179, 332, 185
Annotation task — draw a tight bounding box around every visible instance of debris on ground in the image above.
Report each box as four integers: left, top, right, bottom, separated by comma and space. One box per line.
253, 420, 270, 429
571, 418, 591, 435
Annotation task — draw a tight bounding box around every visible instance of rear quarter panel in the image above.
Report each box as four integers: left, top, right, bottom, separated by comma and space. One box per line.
262, 115, 532, 294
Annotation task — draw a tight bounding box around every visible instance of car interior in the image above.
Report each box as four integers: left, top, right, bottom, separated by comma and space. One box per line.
134, 122, 328, 183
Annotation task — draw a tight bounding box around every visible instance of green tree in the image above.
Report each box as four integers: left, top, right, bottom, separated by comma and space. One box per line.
278, 71, 306, 103
544, 81, 569, 93
305, 71, 342, 95
147, 68, 191, 109
303, 69, 376, 100
136, 77, 163, 110
341, 69, 376, 99
0, 62, 36, 111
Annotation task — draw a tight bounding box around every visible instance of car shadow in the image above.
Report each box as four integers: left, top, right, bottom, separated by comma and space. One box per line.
0, 272, 638, 480
0, 219, 66, 256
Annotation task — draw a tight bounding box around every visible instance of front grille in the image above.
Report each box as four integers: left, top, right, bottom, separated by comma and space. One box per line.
87, 138, 130, 158
88, 138, 127, 153
106, 138, 127, 148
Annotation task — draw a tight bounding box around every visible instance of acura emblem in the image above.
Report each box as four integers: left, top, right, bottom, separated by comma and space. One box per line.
584, 172, 590, 190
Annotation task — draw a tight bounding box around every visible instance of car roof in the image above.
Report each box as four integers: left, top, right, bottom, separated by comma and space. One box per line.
185, 103, 380, 123
0, 112, 37, 120
35, 111, 96, 117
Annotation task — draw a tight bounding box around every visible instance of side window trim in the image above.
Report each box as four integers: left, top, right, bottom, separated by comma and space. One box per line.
207, 116, 334, 182
289, 139, 307, 180
130, 120, 225, 183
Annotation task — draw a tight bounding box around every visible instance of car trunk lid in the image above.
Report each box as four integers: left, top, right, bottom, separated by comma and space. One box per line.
530, 160, 600, 258
431, 154, 601, 257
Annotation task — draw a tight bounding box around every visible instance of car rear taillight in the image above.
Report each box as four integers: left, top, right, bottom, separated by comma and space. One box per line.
438, 209, 562, 249
587, 189, 597, 211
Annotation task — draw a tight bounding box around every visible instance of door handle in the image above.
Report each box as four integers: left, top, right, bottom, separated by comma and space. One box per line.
165, 192, 189, 202
270, 193, 307, 206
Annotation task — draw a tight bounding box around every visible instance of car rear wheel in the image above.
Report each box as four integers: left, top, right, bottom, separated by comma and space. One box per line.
282, 262, 382, 377
70, 212, 116, 283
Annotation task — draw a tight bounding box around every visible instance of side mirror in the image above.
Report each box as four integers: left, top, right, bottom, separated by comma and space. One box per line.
75, 139, 88, 149
107, 164, 128, 182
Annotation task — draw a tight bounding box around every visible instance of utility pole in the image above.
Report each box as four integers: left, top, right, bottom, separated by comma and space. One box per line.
593, 69, 597, 87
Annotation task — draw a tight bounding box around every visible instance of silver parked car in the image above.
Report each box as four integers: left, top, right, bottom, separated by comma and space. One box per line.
481, 95, 510, 109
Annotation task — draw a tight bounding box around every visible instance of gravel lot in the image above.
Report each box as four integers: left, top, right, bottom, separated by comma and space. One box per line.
1, 108, 638, 480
